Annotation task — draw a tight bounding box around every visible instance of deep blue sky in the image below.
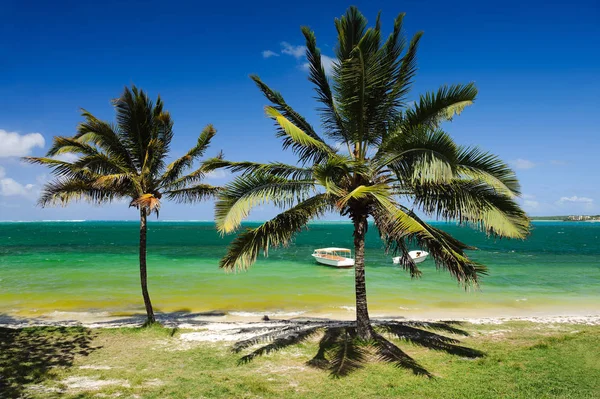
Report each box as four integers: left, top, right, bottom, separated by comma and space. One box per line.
1, 0, 599, 220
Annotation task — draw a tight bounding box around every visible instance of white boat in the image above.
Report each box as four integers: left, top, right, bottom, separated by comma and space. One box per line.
312, 248, 355, 268
393, 250, 429, 264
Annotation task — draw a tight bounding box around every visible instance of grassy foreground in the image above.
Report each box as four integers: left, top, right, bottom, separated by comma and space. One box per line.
1, 322, 599, 398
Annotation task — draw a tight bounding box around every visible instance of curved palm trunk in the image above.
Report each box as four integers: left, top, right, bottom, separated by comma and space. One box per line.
139, 208, 156, 324
353, 214, 372, 340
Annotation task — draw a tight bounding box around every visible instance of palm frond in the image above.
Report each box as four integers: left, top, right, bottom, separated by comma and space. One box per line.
74, 110, 136, 170
371, 210, 421, 278
312, 154, 361, 197
265, 106, 334, 164
23, 157, 89, 180
456, 146, 521, 197
377, 127, 458, 185
215, 172, 316, 234
372, 197, 485, 286
38, 178, 124, 207
72, 153, 129, 176
412, 180, 530, 239
46, 136, 104, 158
161, 124, 217, 185
202, 158, 313, 180
164, 184, 220, 203
394, 31, 423, 104
334, 6, 368, 61
219, 194, 332, 270
92, 173, 140, 193
251, 75, 327, 144
113, 86, 157, 169
404, 83, 477, 129
301, 27, 346, 142
337, 184, 391, 209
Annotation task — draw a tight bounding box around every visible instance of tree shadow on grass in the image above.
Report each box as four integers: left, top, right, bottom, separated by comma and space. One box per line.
0, 325, 98, 398
232, 320, 484, 378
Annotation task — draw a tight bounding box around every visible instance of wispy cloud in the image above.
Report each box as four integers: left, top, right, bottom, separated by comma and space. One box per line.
557, 196, 593, 204
0, 129, 45, 158
262, 50, 279, 59
268, 42, 337, 76
205, 169, 230, 180
302, 54, 337, 76
280, 42, 306, 58
510, 158, 536, 170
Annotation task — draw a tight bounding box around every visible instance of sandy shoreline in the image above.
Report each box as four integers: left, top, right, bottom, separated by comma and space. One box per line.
2, 311, 599, 342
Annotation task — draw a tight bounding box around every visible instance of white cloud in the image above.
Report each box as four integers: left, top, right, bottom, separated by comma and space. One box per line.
557, 196, 593, 204
52, 153, 79, 162
510, 158, 536, 170
262, 50, 280, 58
281, 42, 306, 59
522, 193, 536, 200
0, 166, 36, 198
302, 54, 337, 76
0, 129, 45, 158
205, 169, 230, 180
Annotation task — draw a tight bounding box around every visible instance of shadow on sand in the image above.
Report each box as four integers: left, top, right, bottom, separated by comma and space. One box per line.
0, 315, 97, 398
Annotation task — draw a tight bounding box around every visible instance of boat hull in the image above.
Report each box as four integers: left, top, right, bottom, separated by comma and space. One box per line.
312, 254, 355, 268
393, 251, 429, 264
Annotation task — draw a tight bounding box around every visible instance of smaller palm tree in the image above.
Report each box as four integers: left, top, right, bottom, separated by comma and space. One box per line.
25, 86, 220, 324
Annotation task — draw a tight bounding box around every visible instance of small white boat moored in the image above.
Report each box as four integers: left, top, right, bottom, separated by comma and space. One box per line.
393, 250, 429, 264
312, 248, 355, 268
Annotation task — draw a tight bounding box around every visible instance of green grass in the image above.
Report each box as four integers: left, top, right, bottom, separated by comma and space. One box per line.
1, 322, 599, 398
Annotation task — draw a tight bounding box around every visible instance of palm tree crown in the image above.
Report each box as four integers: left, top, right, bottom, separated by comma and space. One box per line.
212, 7, 529, 339
26, 86, 219, 211
25, 86, 220, 323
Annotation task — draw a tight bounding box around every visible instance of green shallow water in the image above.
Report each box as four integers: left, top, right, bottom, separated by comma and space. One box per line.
0, 221, 599, 319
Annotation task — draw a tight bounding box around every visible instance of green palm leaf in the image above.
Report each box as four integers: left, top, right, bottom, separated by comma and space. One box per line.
412, 180, 530, 238
219, 194, 332, 270
162, 125, 216, 185
265, 106, 334, 164
404, 83, 478, 128
164, 184, 220, 203
215, 173, 316, 234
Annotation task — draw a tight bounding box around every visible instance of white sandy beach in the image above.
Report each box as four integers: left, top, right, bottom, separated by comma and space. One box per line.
2, 311, 599, 343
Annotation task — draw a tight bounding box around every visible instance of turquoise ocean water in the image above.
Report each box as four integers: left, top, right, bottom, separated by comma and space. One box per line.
0, 221, 598, 320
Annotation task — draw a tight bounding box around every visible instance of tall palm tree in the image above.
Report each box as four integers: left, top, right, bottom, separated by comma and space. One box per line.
25, 86, 220, 325
212, 7, 529, 340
